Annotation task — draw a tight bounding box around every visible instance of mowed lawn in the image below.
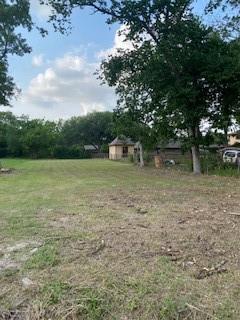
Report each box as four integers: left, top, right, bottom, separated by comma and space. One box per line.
0, 159, 239, 320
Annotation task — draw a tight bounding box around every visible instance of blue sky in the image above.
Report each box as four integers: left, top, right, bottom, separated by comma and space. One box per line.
5, 0, 214, 120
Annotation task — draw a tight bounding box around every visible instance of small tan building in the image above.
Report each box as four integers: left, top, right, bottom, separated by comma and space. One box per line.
228, 131, 240, 146
109, 137, 135, 160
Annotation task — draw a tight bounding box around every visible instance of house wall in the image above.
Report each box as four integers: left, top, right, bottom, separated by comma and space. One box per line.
228, 135, 240, 146
109, 145, 135, 160
128, 146, 135, 156
109, 145, 123, 160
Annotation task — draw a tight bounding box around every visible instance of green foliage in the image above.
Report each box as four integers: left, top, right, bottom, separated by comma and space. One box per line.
99, 144, 109, 153
113, 112, 157, 151
20, 118, 60, 158
143, 152, 152, 165
53, 145, 91, 159
212, 165, 240, 177
0, 111, 114, 159
112, 23, 239, 173
0, 0, 35, 106
61, 111, 114, 150
201, 151, 240, 176
128, 154, 134, 163
206, 0, 240, 37
201, 151, 222, 172
0, 62, 17, 107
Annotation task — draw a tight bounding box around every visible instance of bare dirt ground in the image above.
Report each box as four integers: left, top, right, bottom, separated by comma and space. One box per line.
0, 159, 239, 319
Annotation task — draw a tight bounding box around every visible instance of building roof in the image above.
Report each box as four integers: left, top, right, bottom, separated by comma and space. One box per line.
84, 145, 98, 151
157, 140, 181, 149
228, 130, 240, 137
109, 137, 135, 146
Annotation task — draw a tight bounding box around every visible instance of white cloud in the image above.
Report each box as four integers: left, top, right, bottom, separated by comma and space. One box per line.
32, 54, 44, 67
31, 1, 51, 19
97, 25, 134, 59
15, 53, 115, 120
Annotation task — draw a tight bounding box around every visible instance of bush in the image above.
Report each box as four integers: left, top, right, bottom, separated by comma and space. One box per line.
201, 152, 221, 173
100, 144, 109, 153
53, 145, 91, 159
0, 147, 7, 157
143, 152, 153, 165
201, 151, 240, 176
212, 164, 240, 177
128, 154, 134, 163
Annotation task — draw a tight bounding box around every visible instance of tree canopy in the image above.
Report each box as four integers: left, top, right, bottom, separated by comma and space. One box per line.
61, 111, 114, 150
0, 0, 47, 106
0, 111, 115, 158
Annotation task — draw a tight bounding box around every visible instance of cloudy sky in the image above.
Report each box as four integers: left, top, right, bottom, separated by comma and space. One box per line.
5, 0, 208, 120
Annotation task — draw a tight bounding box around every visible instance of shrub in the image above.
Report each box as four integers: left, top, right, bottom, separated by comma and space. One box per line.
201, 152, 221, 173
143, 152, 153, 165
100, 144, 109, 153
53, 145, 91, 159
201, 151, 240, 176
128, 154, 134, 163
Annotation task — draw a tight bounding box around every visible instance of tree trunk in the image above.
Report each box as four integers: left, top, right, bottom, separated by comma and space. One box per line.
189, 126, 201, 174
224, 126, 229, 145
139, 142, 144, 167
191, 145, 201, 174
135, 141, 144, 167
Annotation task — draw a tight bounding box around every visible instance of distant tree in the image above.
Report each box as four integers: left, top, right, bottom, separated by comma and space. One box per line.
20, 118, 59, 158
0, 111, 17, 156
61, 111, 114, 150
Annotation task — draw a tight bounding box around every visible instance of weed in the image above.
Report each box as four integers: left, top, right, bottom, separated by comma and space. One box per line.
42, 280, 70, 305
158, 297, 180, 319
76, 288, 112, 320
25, 244, 59, 269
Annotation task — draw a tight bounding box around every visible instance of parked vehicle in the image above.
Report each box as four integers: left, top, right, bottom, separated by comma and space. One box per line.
222, 149, 240, 164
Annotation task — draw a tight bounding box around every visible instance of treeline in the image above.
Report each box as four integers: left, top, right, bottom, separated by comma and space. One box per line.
0, 111, 115, 159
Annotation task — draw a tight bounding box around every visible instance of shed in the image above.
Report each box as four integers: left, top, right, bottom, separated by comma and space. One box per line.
109, 137, 135, 160
156, 140, 182, 155
84, 145, 98, 153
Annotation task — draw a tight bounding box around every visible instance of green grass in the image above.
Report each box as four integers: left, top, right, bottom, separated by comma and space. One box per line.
25, 243, 59, 270
41, 280, 70, 305
0, 159, 239, 319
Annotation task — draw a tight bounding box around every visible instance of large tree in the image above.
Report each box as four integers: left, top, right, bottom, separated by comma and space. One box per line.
103, 22, 240, 173
0, 0, 46, 106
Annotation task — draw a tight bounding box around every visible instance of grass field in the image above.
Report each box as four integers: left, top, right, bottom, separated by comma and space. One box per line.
0, 159, 239, 320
